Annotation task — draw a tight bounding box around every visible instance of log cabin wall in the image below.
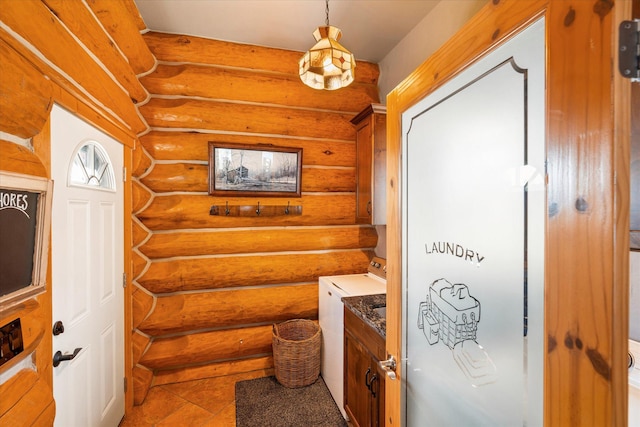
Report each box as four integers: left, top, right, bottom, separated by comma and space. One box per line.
1, 0, 383, 417
0, 0, 151, 423
131, 32, 382, 402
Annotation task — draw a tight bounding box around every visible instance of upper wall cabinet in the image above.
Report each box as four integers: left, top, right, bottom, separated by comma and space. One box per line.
352, 104, 387, 225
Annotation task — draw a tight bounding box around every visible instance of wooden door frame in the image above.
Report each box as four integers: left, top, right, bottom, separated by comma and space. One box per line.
385, 0, 631, 425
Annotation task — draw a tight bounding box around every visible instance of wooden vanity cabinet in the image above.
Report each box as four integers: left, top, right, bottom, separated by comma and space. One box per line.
344, 307, 386, 427
351, 104, 387, 225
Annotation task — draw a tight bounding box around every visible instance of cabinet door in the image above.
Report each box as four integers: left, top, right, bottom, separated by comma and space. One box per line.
345, 330, 372, 427
355, 119, 373, 224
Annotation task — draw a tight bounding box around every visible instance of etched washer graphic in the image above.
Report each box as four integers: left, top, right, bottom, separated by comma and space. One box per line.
418, 278, 496, 386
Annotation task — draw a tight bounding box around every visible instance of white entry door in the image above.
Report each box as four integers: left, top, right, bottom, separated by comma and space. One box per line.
51, 104, 125, 427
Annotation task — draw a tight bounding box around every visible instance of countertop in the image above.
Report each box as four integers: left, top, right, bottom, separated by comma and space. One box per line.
342, 294, 386, 338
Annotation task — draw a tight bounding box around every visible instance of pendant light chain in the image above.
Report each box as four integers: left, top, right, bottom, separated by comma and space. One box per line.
325, 0, 330, 26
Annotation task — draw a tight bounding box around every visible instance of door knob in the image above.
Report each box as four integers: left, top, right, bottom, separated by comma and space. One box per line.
378, 354, 397, 380
53, 347, 82, 367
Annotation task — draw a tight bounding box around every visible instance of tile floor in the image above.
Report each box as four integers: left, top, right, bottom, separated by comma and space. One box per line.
119, 370, 269, 427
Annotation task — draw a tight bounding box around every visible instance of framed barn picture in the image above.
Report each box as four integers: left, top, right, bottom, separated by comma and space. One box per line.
208, 142, 302, 197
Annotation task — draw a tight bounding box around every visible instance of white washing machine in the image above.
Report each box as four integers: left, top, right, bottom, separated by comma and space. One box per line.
319, 257, 386, 420
630, 339, 640, 426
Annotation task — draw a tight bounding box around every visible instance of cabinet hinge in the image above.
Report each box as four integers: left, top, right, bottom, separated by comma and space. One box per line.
122, 272, 127, 288
619, 20, 639, 82
122, 166, 127, 182
124, 377, 127, 392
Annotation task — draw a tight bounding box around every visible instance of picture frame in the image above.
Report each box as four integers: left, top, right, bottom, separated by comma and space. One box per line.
0, 171, 53, 312
208, 142, 302, 197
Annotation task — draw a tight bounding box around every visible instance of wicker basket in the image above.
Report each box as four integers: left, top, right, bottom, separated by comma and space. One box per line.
272, 319, 321, 388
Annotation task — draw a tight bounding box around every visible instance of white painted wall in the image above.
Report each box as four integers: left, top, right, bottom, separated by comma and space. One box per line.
377, 0, 486, 101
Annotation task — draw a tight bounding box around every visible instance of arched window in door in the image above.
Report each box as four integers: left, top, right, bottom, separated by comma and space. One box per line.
68, 141, 116, 191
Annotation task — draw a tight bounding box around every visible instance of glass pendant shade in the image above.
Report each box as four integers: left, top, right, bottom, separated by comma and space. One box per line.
299, 25, 356, 90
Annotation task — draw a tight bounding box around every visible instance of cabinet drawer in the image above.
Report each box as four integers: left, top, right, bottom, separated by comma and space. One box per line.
344, 306, 386, 361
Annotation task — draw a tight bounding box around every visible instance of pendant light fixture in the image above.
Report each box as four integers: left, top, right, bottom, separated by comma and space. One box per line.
299, 0, 356, 90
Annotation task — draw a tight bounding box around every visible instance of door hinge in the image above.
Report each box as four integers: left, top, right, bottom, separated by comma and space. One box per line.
122, 272, 127, 288
124, 377, 127, 392
122, 166, 127, 182
619, 20, 639, 82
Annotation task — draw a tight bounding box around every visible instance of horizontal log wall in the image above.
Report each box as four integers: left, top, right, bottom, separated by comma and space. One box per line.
132, 31, 381, 402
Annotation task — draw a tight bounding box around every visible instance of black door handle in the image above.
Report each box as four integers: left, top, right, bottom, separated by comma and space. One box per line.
370, 373, 378, 398
53, 347, 82, 367
365, 367, 372, 390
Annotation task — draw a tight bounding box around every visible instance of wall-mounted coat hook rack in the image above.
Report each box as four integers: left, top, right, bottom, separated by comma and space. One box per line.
210, 201, 302, 217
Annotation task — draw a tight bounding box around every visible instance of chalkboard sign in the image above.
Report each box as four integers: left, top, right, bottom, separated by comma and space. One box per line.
0, 172, 52, 312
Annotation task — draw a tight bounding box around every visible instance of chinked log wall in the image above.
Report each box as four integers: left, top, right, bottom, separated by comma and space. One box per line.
131, 32, 381, 402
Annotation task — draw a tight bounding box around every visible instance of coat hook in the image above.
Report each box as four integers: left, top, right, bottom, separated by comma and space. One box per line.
256, 202, 261, 216
225, 201, 230, 216
284, 201, 290, 215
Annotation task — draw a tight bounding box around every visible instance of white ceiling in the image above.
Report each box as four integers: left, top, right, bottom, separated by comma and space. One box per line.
134, 0, 441, 63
